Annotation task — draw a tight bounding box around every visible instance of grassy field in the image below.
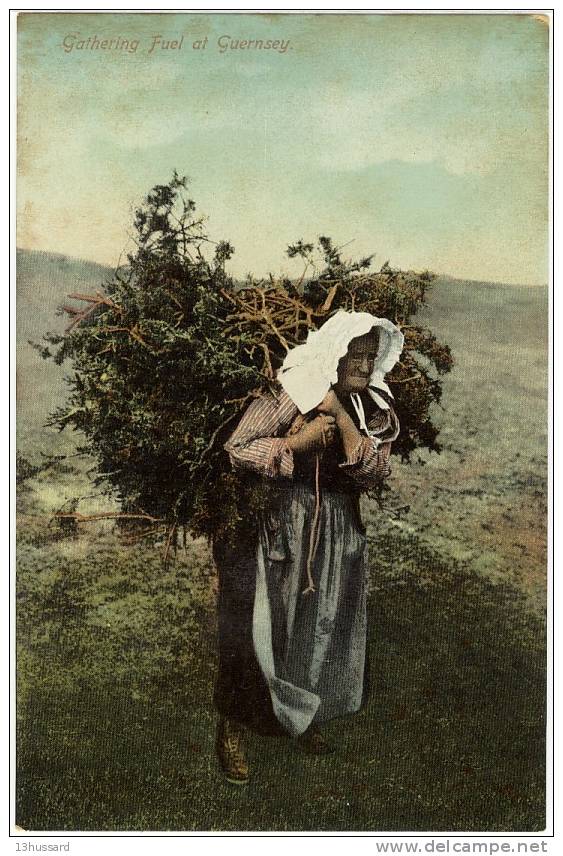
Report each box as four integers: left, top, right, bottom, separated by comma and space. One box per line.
16, 250, 548, 831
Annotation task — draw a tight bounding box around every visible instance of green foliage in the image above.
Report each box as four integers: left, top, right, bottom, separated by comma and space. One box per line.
40, 175, 452, 542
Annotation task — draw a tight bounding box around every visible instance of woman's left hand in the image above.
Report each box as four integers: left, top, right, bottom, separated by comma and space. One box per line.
317, 389, 344, 418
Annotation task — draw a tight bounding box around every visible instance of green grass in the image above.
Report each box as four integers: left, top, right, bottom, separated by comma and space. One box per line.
16, 521, 545, 832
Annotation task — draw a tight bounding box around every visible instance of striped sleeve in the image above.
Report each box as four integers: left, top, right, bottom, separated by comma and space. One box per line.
224, 390, 299, 479
338, 404, 400, 489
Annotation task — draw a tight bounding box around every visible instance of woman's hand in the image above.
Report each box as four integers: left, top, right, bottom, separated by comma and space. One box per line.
285, 414, 336, 454
317, 389, 345, 418
319, 389, 366, 461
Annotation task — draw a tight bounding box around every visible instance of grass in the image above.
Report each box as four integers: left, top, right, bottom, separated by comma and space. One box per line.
16, 519, 545, 832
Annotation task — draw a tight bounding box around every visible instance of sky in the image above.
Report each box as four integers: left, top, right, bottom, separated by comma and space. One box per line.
17, 12, 549, 285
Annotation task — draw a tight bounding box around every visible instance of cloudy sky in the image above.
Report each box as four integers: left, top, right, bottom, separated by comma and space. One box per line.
17, 12, 549, 284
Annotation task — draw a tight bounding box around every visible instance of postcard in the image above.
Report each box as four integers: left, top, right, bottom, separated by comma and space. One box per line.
15, 10, 551, 838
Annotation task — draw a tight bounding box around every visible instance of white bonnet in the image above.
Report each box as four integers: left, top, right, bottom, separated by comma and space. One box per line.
278, 310, 404, 414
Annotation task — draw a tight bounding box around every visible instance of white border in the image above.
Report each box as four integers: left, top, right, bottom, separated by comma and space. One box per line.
6, 5, 556, 853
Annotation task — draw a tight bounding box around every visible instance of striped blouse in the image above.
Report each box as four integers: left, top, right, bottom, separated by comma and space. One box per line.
224, 389, 399, 492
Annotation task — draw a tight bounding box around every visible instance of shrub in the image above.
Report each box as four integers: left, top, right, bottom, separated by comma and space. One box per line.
39, 173, 453, 544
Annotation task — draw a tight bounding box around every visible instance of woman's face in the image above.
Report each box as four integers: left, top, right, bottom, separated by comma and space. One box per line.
336, 330, 380, 394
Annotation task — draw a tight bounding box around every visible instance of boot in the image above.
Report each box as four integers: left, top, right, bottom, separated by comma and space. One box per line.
216, 716, 250, 785
297, 725, 335, 755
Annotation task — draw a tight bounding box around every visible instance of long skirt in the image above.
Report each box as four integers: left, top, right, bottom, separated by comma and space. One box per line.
213, 483, 369, 737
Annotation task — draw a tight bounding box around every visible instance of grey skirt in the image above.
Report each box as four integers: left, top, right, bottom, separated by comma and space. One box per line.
253, 482, 368, 737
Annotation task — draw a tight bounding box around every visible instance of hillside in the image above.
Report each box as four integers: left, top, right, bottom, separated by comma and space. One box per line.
17, 249, 112, 443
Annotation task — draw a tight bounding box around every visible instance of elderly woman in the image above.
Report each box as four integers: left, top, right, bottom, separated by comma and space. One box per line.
213, 310, 403, 784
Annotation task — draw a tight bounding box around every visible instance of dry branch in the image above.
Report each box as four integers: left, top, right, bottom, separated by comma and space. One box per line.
52, 511, 163, 524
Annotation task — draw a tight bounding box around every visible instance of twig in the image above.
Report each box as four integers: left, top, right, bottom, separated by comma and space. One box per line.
198, 410, 241, 461
52, 511, 163, 524
163, 522, 177, 567
393, 372, 421, 384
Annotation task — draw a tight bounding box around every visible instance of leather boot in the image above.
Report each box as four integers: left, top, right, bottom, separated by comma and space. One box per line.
216, 716, 250, 785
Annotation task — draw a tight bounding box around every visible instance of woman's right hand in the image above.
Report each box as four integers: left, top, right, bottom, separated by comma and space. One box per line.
317, 389, 345, 418
285, 414, 336, 454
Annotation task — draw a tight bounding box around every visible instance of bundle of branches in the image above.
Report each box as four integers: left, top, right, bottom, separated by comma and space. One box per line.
39, 174, 453, 547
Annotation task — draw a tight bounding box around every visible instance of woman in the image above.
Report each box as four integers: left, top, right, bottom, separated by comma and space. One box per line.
213, 310, 403, 784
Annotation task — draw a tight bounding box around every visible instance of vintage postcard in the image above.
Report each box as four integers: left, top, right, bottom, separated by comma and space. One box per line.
14, 10, 551, 838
